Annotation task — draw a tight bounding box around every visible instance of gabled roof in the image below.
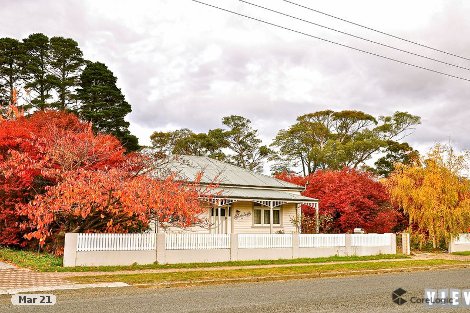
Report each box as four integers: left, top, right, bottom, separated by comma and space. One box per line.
166, 155, 304, 191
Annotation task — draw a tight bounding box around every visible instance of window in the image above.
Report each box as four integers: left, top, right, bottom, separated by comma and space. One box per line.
253, 205, 281, 226
273, 209, 280, 224
254, 209, 261, 224
211, 207, 230, 217
263, 210, 270, 224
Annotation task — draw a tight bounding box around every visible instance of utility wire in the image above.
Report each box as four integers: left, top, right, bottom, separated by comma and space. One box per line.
191, 0, 470, 83
239, 0, 470, 72
282, 0, 470, 62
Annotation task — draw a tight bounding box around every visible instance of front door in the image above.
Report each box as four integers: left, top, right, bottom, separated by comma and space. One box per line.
211, 207, 231, 234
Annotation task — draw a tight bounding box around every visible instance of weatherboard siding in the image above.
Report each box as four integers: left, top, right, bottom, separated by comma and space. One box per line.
282, 203, 297, 233
231, 201, 297, 234
156, 201, 297, 234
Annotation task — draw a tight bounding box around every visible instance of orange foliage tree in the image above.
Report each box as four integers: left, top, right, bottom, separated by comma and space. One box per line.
0, 109, 208, 253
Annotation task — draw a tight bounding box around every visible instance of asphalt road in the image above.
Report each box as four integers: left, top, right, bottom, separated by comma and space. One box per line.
1, 268, 470, 313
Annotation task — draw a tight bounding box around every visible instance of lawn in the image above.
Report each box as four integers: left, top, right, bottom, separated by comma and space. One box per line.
0, 247, 63, 270
69, 259, 469, 285
0, 246, 409, 272
452, 251, 470, 256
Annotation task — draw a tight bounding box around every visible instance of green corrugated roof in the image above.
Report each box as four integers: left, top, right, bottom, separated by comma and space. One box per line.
166, 155, 304, 191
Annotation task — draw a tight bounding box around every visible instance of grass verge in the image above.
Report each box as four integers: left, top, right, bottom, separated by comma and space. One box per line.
0, 246, 409, 272
69, 259, 469, 286
0, 247, 63, 270
452, 251, 470, 256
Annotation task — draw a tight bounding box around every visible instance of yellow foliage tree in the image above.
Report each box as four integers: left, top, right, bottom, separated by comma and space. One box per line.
387, 144, 470, 248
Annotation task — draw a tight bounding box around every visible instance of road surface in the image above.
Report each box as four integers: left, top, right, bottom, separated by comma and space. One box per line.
1, 268, 469, 313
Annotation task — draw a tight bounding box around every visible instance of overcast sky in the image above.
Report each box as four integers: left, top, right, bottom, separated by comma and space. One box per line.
2, 0, 470, 153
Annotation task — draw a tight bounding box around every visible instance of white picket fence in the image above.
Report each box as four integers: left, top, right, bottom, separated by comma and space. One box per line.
238, 234, 293, 248
76, 233, 156, 251
74, 233, 393, 251
299, 234, 346, 248
351, 234, 392, 247
454, 234, 470, 244
65, 232, 400, 266
165, 233, 231, 250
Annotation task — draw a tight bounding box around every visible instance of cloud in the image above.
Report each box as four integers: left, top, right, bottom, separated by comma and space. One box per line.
1, 0, 470, 152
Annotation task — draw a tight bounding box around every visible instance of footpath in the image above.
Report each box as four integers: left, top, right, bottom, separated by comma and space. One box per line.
0, 253, 469, 295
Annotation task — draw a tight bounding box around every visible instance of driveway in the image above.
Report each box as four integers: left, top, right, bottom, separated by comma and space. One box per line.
0, 262, 15, 270
0, 261, 73, 292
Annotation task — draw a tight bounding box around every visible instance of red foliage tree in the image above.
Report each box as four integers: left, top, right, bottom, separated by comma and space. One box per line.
0, 109, 208, 253
277, 169, 404, 233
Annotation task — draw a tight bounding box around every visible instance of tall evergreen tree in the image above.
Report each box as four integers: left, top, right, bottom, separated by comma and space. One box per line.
23, 33, 54, 110
0, 38, 25, 109
150, 128, 228, 159
221, 115, 270, 172
76, 61, 139, 151
149, 116, 269, 171
271, 110, 421, 175
49, 37, 84, 110
373, 141, 419, 177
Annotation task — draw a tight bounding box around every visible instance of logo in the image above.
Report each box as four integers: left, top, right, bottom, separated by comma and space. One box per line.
391, 288, 470, 307
392, 288, 407, 305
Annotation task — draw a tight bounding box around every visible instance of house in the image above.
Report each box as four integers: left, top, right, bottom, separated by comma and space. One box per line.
63, 156, 404, 267
162, 155, 319, 234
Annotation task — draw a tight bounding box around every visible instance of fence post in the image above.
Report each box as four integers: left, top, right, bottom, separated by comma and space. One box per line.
449, 235, 454, 253
63, 233, 78, 267
156, 233, 166, 264
345, 234, 352, 256
230, 233, 238, 261
390, 233, 397, 254
292, 233, 299, 259
401, 233, 410, 255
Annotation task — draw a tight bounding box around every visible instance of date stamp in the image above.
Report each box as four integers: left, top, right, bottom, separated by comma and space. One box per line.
11, 294, 56, 305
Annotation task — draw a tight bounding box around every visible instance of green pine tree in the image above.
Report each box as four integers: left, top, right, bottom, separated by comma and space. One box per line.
49, 37, 84, 110
76, 61, 139, 151
0, 37, 25, 110
23, 33, 54, 110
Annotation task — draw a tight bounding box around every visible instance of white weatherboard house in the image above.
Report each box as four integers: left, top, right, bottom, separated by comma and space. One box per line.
64, 156, 402, 267
163, 155, 319, 234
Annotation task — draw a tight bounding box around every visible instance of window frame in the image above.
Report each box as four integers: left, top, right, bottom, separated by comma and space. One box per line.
253, 204, 281, 226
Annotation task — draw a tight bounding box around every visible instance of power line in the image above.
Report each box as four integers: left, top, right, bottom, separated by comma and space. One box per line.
191, 0, 470, 83
282, 0, 470, 62
239, 0, 470, 72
